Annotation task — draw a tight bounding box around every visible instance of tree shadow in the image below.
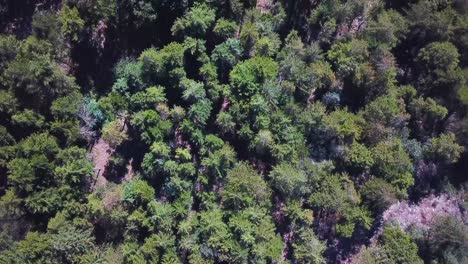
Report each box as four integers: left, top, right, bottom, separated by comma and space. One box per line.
103, 152, 127, 184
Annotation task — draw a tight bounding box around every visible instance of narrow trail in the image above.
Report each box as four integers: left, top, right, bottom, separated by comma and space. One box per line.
89, 116, 135, 190
89, 138, 114, 189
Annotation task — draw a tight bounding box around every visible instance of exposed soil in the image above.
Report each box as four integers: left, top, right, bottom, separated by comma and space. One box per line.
256, 0, 273, 13
89, 138, 114, 189
89, 116, 135, 189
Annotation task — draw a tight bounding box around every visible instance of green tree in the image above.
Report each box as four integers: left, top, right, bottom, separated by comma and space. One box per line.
0, 35, 19, 76
361, 94, 408, 144
0, 90, 18, 116
327, 39, 368, 78
361, 178, 398, 215
31, 11, 62, 51
309, 60, 335, 92
140, 232, 178, 262
343, 141, 374, 173
230, 56, 278, 98
269, 163, 308, 199
239, 21, 259, 57
213, 19, 238, 40
408, 97, 447, 138
376, 226, 423, 264
146, 200, 174, 234
181, 78, 206, 103
362, 94, 408, 129
11, 110, 45, 131
112, 58, 144, 96
424, 133, 464, 164
101, 120, 128, 148
293, 227, 326, 264
255, 34, 281, 57
202, 144, 237, 181
131, 109, 172, 145
109, 0, 164, 30
197, 207, 234, 262
216, 111, 236, 134
188, 99, 212, 127
317, 18, 336, 45
54, 146, 93, 194
429, 216, 468, 264
1, 231, 55, 263
122, 178, 156, 208
253, 129, 274, 155
171, 3, 216, 39
0, 126, 15, 168
371, 138, 414, 193
130, 85, 166, 111
50, 91, 83, 120
222, 162, 270, 210
212, 38, 242, 79
309, 173, 372, 238
365, 10, 409, 49
405, 1, 467, 51
228, 207, 283, 263
140, 42, 187, 86
416, 41, 464, 98
322, 108, 364, 143
98, 91, 128, 122
47, 214, 95, 263
7, 133, 92, 217
50, 119, 81, 146
141, 141, 171, 180
2, 37, 78, 112
58, 5, 85, 41
7, 133, 59, 198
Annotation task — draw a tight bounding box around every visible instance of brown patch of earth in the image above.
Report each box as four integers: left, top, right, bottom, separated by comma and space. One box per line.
89, 138, 114, 189
256, 0, 273, 13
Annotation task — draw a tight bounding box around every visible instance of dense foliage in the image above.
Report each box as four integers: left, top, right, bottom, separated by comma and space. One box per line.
0, 0, 467, 263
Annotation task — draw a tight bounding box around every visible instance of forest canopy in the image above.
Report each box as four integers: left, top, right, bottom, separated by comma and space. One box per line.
0, 0, 467, 263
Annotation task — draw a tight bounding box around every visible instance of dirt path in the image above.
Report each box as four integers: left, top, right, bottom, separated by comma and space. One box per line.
88, 115, 138, 190
89, 138, 114, 189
